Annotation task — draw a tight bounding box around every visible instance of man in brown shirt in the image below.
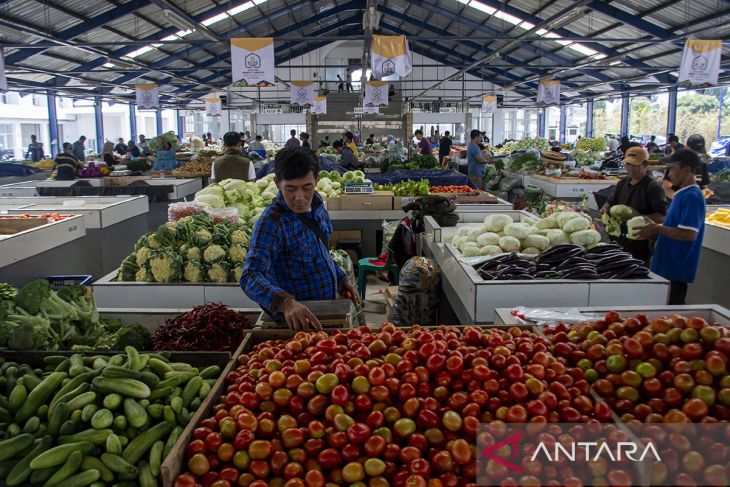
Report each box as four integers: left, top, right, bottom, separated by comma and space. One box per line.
212, 132, 255, 182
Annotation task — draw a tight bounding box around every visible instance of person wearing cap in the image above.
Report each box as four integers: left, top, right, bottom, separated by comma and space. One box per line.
600, 146, 666, 262
635, 149, 705, 305
343, 131, 358, 157
663, 134, 683, 155
684, 134, 711, 188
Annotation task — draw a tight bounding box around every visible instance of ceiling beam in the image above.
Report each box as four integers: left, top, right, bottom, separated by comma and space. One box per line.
587, 1, 671, 38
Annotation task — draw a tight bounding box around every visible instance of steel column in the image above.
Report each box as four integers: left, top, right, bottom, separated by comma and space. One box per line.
620, 92, 630, 137
177, 110, 185, 140
46, 90, 59, 157
538, 108, 546, 138
717, 87, 724, 140
129, 104, 137, 141
94, 96, 104, 153
667, 86, 677, 136
155, 108, 163, 136
586, 98, 594, 138
559, 105, 567, 144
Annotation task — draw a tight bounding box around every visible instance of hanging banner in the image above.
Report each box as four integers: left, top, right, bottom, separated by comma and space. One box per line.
135, 83, 159, 109
364, 80, 389, 107
311, 95, 327, 115
230, 38, 275, 87
537, 79, 560, 105
290, 80, 315, 106
370, 35, 413, 79
0, 49, 6, 92
678, 39, 722, 87
481, 95, 497, 113
205, 96, 222, 116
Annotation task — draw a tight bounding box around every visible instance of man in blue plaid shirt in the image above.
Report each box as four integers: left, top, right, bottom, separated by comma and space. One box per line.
241, 147, 358, 330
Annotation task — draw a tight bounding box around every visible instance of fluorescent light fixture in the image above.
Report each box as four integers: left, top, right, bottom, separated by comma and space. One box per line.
103, 63, 115, 68
201, 12, 228, 26
228, 1, 255, 16
126, 46, 155, 58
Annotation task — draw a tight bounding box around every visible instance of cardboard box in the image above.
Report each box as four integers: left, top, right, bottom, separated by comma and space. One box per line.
103, 175, 152, 187
325, 197, 341, 211
330, 230, 362, 250
339, 191, 395, 211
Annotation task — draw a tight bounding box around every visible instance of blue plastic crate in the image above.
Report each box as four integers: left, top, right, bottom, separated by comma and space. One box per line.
46, 275, 93, 291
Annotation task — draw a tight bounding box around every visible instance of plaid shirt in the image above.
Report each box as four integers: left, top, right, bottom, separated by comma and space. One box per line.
241, 192, 345, 317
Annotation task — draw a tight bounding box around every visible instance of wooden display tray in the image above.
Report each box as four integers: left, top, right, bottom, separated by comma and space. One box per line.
255, 299, 355, 329
338, 191, 395, 211
102, 175, 152, 187
0, 216, 48, 234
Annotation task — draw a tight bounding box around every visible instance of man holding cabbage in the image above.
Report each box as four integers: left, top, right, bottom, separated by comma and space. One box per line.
599, 146, 666, 263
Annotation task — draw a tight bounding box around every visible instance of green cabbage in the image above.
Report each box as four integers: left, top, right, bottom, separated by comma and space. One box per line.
479, 245, 502, 256
498, 236, 521, 252
626, 216, 646, 240
484, 214, 513, 233
504, 222, 536, 239
609, 204, 633, 222
569, 229, 602, 247
476, 232, 500, 247
563, 216, 591, 234
523, 234, 550, 251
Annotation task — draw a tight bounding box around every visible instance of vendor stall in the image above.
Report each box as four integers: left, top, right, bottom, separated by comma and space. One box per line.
524, 174, 618, 199
688, 221, 730, 308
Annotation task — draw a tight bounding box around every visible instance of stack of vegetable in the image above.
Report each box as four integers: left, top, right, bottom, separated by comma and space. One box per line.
574, 136, 607, 152
316, 171, 371, 199
126, 159, 151, 173
601, 204, 633, 237
376, 143, 406, 172
194, 177, 277, 225
373, 179, 429, 196
148, 132, 180, 152
383, 153, 442, 172
171, 159, 214, 178
706, 207, 730, 229
474, 243, 651, 281
492, 137, 549, 155
151, 303, 252, 352
504, 152, 541, 173
446, 211, 601, 257
429, 185, 476, 194
0, 347, 221, 486
572, 150, 605, 166
117, 211, 250, 284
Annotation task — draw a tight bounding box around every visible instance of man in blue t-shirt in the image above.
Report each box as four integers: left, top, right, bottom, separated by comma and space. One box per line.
636, 148, 705, 305
467, 129, 490, 189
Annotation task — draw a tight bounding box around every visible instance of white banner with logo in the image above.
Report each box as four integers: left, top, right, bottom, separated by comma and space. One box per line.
290, 80, 315, 106
370, 35, 412, 79
481, 95, 497, 113
230, 38, 275, 87
205, 96, 222, 116
311, 95, 327, 115
678, 39, 722, 87
537, 79, 560, 105
135, 83, 159, 109
364, 80, 389, 107
0, 49, 6, 92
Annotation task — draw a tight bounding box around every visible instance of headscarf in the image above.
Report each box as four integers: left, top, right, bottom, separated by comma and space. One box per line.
102, 141, 115, 155
607, 139, 619, 152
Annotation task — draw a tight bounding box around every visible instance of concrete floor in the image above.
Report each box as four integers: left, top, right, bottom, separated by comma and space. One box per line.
360, 273, 391, 327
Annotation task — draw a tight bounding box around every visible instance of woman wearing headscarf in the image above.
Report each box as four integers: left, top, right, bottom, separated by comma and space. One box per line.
102, 141, 116, 166
127, 140, 141, 158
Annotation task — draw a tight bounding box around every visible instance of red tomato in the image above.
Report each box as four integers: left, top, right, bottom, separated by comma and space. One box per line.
187, 439, 206, 457
174, 473, 197, 487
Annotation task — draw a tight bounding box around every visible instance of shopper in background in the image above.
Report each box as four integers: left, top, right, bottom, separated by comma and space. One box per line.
343, 132, 358, 156
684, 134, 711, 188
206, 133, 213, 146
25, 135, 44, 162
249, 135, 265, 153
212, 132, 255, 183
414, 129, 432, 155
138, 135, 151, 156
366, 134, 375, 145
241, 147, 358, 330
636, 149, 705, 305
385, 135, 396, 148
346, 67, 354, 92
127, 140, 141, 159
285, 129, 300, 149
152, 140, 178, 172
101, 141, 117, 166
439, 130, 453, 165
599, 146, 666, 263
72, 136, 86, 162
319, 136, 330, 148
467, 129, 490, 189
600, 139, 624, 170
664, 134, 683, 155
114, 137, 128, 156
333, 140, 359, 171
337, 74, 344, 92
300, 132, 311, 149
54, 142, 82, 180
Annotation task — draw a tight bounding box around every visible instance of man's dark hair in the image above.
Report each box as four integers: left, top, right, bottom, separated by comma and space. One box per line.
669, 148, 700, 171
343, 131, 353, 141
444, 131, 450, 137
63, 142, 73, 151
31, 135, 37, 140
255, 135, 262, 141
668, 134, 680, 143
79, 136, 86, 141
275, 147, 319, 180
325, 136, 330, 140
300, 132, 309, 140
332, 140, 344, 149
650, 135, 656, 141
223, 131, 242, 147
470, 129, 481, 140
290, 129, 297, 136
686, 134, 707, 154
415, 129, 423, 136
369, 134, 374, 138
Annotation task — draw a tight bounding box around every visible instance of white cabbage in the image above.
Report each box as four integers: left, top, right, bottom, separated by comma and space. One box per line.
498, 235, 521, 252
476, 232, 501, 247
563, 216, 591, 234
523, 234, 550, 251
484, 214, 513, 233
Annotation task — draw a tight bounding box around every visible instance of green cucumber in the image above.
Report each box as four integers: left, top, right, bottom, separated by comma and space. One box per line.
47, 402, 69, 438
139, 371, 160, 388
91, 377, 150, 399
92, 357, 108, 370
170, 396, 183, 414
198, 382, 211, 399
125, 347, 142, 372
147, 404, 164, 419
7, 422, 21, 437
147, 358, 173, 376
59, 428, 112, 446
103, 393, 123, 410
68, 355, 86, 378
162, 425, 182, 458
139, 460, 157, 487
66, 392, 96, 412
91, 408, 114, 429
23, 416, 40, 434
8, 384, 27, 414
108, 355, 124, 367
50, 370, 97, 409
123, 398, 148, 428
100, 453, 138, 476
81, 456, 114, 483
148, 387, 174, 402
101, 366, 141, 380
43, 450, 83, 487
5, 435, 53, 486
56, 469, 100, 487
199, 365, 221, 379
15, 372, 67, 424
113, 415, 127, 430
122, 421, 174, 464
49, 383, 89, 417
149, 440, 164, 477
30, 466, 55, 484
106, 433, 122, 455
29, 442, 93, 469
163, 405, 176, 424
181, 376, 203, 407
81, 404, 98, 422
53, 359, 70, 372
22, 373, 43, 391
0, 433, 34, 462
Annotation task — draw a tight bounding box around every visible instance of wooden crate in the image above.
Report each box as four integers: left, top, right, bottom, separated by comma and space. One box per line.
0, 217, 48, 234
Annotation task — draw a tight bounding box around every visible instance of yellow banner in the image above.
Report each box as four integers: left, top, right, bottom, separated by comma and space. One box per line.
372, 35, 408, 58
685, 39, 721, 54
230, 38, 273, 51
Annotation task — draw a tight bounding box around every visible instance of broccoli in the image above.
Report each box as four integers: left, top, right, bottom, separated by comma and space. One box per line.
135, 267, 152, 282
56, 285, 99, 325
119, 255, 139, 281
230, 228, 249, 246
136, 247, 153, 266
0, 282, 17, 300
207, 261, 231, 283
1, 311, 55, 350
228, 244, 247, 264
14, 280, 78, 319
149, 250, 183, 283
203, 244, 227, 263
230, 265, 243, 283
155, 225, 177, 248
183, 260, 205, 283
71, 319, 151, 351
194, 229, 212, 247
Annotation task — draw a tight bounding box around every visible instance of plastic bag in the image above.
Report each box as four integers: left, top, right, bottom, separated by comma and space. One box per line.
168, 201, 203, 221
509, 306, 599, 326
330, 250, 365, 326
382, 220, 399, 253
203, 206, 239, 224
388, 257, 440, 326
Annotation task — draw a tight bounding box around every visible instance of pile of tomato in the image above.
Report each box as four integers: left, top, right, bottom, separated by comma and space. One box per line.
429, 186, 476, 194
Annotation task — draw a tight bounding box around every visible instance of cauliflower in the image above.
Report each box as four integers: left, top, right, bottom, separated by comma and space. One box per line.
148, 250, 183, 283
155, 225, 177, 248
183, 260, 205, 283
229, 244, 247, 264
504, 222, 536, 240
194, 229, 212, 247
203, 244, 227, 263
146, 233, 162, 250
570, 229, 602, 247
484, 214, 513, 233
498, 236, 521, 252
135, 247, 153, 267
479, 245, 502, 256
135, 267, 152, 282
523, 234, 550, 251
542, 229, 570, 246
626, 216, 646, 240
230, 229, 249, 246
230, 266, 243, 282
119, 255, 138, 281
563, 216, 591, 234
212, 223, 232, 246
207, 261, 231, 283
133, 235, 149, 251
476, 232, 500, 247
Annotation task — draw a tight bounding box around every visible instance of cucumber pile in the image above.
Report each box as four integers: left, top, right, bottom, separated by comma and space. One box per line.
0, 347, 220, 486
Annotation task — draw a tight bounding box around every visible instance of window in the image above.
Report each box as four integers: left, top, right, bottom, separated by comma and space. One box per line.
32, 96, 46, 107
676, 89, 722, 147
503, 110, 514, 140
514, 109, 525, 139
545, 106, 561, 141
629, 94, 668, 144
526, 111, 538, 137
565, 104, 587, 143
0, 123, 16, 159
592, 98, 622, 138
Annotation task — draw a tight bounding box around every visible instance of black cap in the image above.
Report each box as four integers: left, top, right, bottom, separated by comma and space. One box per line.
668, 148, 700, 170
